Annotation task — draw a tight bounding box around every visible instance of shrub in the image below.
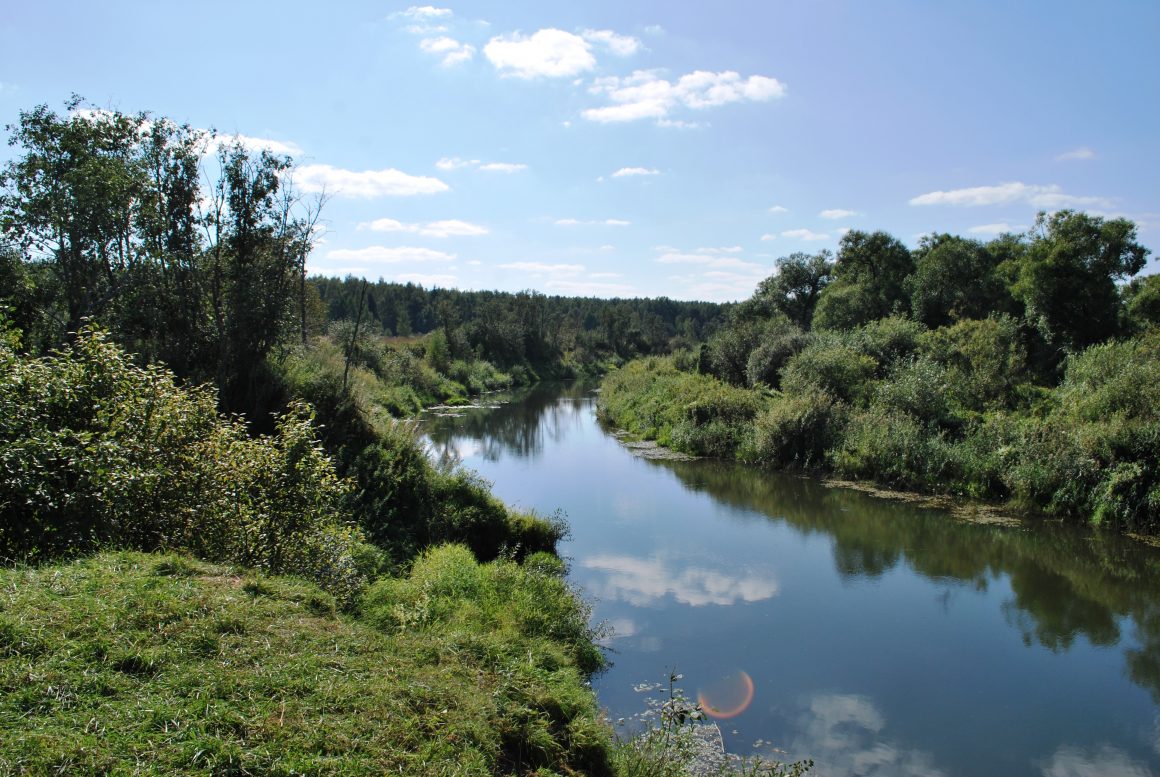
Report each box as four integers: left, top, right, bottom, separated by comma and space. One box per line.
780, 339, 878, 405
919, 315, 1028, 412
833, 405, 960, 491
745, 329, 812, 388
0, 328, 365, 603
746, 390, 844, 469
873, 355, 952, 427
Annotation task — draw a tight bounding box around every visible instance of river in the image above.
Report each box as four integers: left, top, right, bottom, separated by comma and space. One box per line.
420, 382, 1160, 777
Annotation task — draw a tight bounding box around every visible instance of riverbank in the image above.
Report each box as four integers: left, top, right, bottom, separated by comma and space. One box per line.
0, 550, 614, 774
596, 345, 1160, 535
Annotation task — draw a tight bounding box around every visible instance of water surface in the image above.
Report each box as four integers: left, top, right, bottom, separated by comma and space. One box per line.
421, 383, 1160, 777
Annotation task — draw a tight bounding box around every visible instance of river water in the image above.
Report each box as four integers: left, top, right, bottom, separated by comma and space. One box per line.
420, 382, 1160, 777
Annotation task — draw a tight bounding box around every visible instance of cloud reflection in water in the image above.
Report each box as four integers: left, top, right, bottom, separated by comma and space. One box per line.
580, 553, 779, 606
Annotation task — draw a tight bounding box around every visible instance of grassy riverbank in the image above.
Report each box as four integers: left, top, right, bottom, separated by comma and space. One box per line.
598, 327, 1160, 533
0, 549, 611, 775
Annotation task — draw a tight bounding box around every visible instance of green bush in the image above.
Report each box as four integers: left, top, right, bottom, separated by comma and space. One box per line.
832, 405, 960, 491
0, 328, 365, 602
873, 355, 952, 427
919, 315, 1029, 412
780, 339, 878, 405
746, 390, 844, 469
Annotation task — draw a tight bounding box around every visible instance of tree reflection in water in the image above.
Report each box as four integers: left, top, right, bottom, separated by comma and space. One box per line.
648, 455, 1160, 703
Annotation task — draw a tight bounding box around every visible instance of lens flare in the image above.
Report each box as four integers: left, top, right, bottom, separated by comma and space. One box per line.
696, 670, 755, 720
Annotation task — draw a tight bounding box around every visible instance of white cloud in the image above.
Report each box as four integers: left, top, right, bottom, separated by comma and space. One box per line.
484, 29, 596, 79
581, 29, 642, 56
499, 262, 585, 275
644, 24, 665, 36
1056, 147, 1096, 161
968, 222, 1023, 235
782, 228, 830, 241
582, 553, 779, 607
420, 36, 475, 66
584, 69, 786, 124
656, 118, 704, 129
612, 166, 660, 177
206, 133, 303, 157
696, 246, 743, 254
835, 226, 852, 237
769, 205, 788, 214
477, 161, 527, 173
819, 208, 859, 219
761, 233, 776, 241
435, 157, 477, 170
909, 182, 1113, 210
358, 218, 488, 237
398, 6, 452, 20
296, 164, 449, 197
325, 246, 456, 263
590, 271, 621, 278
656, 252, 759, 271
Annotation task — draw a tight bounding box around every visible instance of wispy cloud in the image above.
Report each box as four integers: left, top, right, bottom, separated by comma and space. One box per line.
397, 6, 453, 20
436, 156, 479, 171
420, 36, 475, 66
1056, 147, 1096, 162
435, 158, 526, 173
909, 182, 1113, 210
581, 29, 642, 56
968, 222, 1023, 236
782, 228, 830, 241
584, 69, 786, 124
611, 166, 660, 178
296, 164, 448, 197
768, 205, 788, 214
819, 208, 859, 219
358, 218, 488, 237
477, 161, 527, 173
484, 28, 596, 78
205, 133, 303, 157
325, 246, 456, 263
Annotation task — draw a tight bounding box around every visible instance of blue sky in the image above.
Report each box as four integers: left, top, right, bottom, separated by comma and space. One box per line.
2, 1, 1158, 301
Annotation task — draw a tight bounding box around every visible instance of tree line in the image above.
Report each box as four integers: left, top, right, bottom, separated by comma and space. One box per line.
600, 214, 1160, 532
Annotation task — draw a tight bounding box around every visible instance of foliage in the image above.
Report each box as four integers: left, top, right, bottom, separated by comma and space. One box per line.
0, 98, 324, 422
906, 233, 1013, 327
1012, 210, 1149, 352
745, 390, 844, 470
600, 230, 1160, 533
813, 230, 913, 330
779, 338, 878, 406
0, 327, 364, 601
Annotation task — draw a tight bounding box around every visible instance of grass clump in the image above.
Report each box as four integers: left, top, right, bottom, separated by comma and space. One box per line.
0, 550, 617, 776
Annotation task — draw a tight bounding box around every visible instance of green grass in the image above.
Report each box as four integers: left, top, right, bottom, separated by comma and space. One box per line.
0, 550, 614, 776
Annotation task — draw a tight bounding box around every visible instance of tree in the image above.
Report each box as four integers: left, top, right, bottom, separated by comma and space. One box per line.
1013, 210, 1148, 352
753, 250, 834, 330
814, 230, 913, 330
1, 98, 325, 412
906, 233, 1013, 327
